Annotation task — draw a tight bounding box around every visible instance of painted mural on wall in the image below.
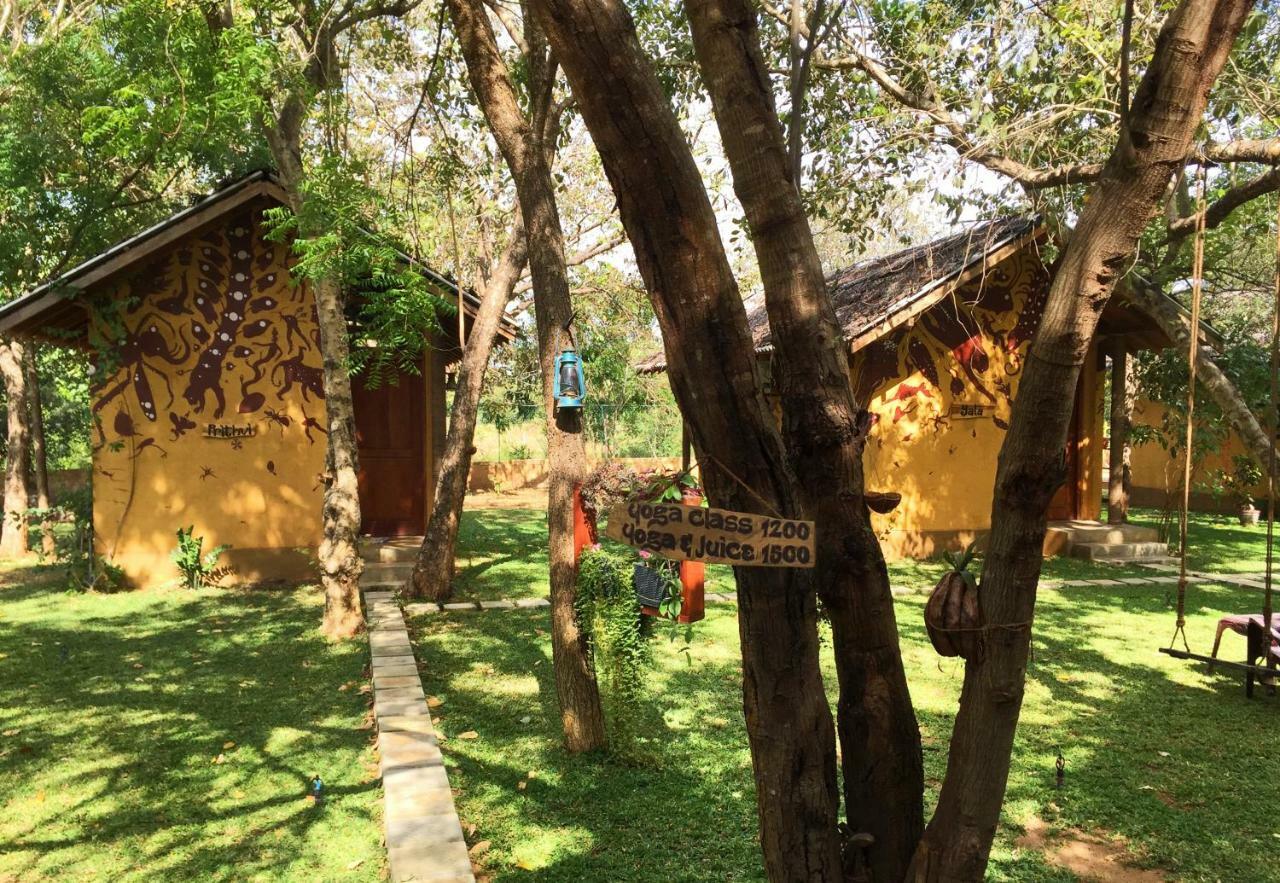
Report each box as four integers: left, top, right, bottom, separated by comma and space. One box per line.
854, 248, 1049, 439
855, 247, 1051, 549
88, 206, 330, 580
90, 210, 327, 455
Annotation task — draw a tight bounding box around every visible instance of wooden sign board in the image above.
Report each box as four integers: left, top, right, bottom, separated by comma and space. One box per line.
205, 423, 257, 439
949, 403, 990, 420
604, 501, 815, 568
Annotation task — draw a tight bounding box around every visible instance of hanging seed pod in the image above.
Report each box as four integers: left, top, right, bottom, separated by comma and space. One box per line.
924, 543, 985, 661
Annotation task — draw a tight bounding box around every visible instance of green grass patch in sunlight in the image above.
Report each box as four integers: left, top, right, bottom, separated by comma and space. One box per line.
418, 511, 1280, 882
0, 565, 381, 882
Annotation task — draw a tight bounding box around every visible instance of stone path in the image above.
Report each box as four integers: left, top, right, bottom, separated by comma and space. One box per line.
365, 589, 475, 883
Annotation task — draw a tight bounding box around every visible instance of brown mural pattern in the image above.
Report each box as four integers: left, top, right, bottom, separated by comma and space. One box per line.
852, 249, 1049, 437
91, 210, 327, 456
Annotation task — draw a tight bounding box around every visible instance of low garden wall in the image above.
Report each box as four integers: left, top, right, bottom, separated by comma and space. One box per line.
468, 457, 684, 493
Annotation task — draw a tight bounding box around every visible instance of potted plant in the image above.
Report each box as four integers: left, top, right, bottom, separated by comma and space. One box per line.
1226, 455, 1263, 526
578, 461, 642, 533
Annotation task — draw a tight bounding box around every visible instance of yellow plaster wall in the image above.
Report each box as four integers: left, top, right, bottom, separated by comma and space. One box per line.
90, 202, 326, 587
850, 246, 1100, 557
1128, 398, 1263, 512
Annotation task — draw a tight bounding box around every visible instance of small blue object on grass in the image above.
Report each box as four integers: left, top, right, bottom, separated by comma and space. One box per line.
310, 775, 324, 803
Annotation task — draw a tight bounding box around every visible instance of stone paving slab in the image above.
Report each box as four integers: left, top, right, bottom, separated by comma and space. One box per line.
479, 599, 515, 610
361, 588, 474, 883
443, 601, 481, 611
514, 597, 550, 608
405, 602, 443, 615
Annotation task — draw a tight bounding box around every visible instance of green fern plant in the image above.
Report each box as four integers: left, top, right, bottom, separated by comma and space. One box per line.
172, 526, 233, 589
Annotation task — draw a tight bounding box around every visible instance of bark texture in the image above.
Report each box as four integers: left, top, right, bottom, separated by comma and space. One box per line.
268, 131, 365, 639
1107, 341, 1132, 524
409, 219, 527, 601
684, 1, 922, 876
531, 0, 843, 875
910, 1, 1255, 878
1126, 282, 1280, 471
0, 339, 31, 558
447, 0, 606, 752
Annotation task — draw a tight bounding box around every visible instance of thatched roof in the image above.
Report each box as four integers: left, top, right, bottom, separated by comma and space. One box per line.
636, 215, 1041, 373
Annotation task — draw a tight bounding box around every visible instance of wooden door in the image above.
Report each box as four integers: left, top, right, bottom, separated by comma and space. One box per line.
352, 365, 426, 536
1047, 376, 1083, 521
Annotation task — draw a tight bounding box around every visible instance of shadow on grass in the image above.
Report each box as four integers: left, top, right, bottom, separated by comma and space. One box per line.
0, 566, 381, 882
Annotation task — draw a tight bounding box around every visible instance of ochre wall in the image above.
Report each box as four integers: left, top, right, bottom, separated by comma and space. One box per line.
90, 201, 327, 587
1128, 398, 1264, 513
850, 246, 1103, 558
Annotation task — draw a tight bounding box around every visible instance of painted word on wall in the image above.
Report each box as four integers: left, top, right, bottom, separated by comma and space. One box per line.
205, 423, 258, 439
605, 501, 815, 568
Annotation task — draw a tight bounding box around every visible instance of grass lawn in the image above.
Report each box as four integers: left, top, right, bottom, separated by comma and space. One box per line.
0, 564, 382, 882
1129, 507, 1277, 574
419, 506, 1280, 882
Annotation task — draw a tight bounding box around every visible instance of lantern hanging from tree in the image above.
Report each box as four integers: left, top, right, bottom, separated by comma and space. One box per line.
554, 348, 585, 410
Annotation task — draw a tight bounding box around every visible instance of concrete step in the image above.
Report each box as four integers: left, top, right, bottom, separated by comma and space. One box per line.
1047, 522, 1159, 545
1070, 541, 1171, 561
361, 561, 414, 586
360, 537, 425, 564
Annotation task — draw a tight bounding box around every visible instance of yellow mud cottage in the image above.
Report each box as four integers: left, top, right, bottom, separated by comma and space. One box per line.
641, 217, 1174, 558
0, 171, 513, 587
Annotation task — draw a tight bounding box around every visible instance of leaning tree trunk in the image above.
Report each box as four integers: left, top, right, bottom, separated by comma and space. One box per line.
23, 345, 55, 556
408, 218, 527, 601
446, 0, 606, 752
0, 339, 31, 558
266, 126, 365, 639
532, 0, 844, 875
684, 2, 923, 875
910, 1, 1255, 878
1107, 340, 1133, 523
1125, 281, 1280, 471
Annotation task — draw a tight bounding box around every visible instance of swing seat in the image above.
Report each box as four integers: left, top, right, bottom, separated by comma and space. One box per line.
1211, 613, 1280, 666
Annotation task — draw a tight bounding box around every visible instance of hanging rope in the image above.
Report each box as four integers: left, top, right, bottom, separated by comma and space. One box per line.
1265, 192, 1280, 675
1170, 164, 1208, 652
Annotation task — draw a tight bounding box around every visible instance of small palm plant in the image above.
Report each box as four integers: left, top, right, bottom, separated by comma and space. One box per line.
172, 526, 232, 589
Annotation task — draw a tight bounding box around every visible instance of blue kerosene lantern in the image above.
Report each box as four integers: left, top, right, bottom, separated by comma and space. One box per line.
553, 348, 585, 410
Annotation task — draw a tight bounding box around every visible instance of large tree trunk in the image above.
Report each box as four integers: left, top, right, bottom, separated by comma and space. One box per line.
531, 0, 844, 875
1107, 340, 1133, 523
408, 219, 527, 601
0, 338, 31, 559
684, 3, 923, 875
911, 1, 1254, 878
266, 125, 365, 639
446, 0, 606, 753
23, 345, 55, 557
1125, 281, 1280, 471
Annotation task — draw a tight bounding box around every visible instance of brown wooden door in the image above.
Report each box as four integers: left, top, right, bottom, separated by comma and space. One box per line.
352, 366, 426, 536
1047, 376, 1083, 521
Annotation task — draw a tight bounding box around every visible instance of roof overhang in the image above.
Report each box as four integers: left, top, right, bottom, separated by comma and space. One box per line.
0, 169, 517, 347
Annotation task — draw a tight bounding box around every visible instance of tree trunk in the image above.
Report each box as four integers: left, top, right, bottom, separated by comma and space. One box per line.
0, 338, 31, 559
1107, 340, 1132, 524
409, 219, 527, 601
531, 0, 844, 875
447, 0, 606, 753
911, 1, 1254, 878
266, 128, 365, 640
684, 3, 923, 876
23, 345, 55, 557
1125, 281, 1280, 471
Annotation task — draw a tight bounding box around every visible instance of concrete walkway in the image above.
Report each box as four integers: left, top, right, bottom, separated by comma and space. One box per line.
365, 588, 474, 883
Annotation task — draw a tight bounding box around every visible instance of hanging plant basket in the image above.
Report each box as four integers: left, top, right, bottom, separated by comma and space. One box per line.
633, 564, 666, 609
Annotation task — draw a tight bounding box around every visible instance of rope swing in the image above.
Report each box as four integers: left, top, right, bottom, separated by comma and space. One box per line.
1160, 170, 1280, 695
1168, 164, 1208, 653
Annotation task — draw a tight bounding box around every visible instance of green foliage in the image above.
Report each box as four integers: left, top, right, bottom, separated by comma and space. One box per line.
171, 526, 232, 589
941, 542, 979, 591
260, 156, 454, 387
575, 547, 654, 750
1222, 454, 1263, 508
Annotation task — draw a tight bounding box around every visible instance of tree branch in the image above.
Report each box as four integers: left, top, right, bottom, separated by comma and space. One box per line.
1165, 166, 1280, 245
